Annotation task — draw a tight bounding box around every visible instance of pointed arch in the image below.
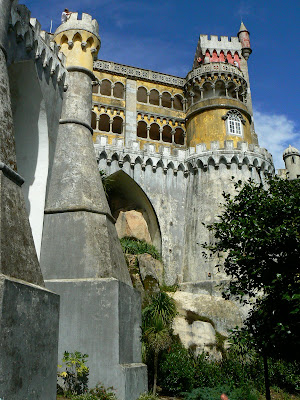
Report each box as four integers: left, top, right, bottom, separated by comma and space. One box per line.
107, 170, 162, 251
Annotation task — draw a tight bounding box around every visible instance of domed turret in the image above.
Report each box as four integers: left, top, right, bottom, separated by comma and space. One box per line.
238, 21, 252, 60
283, 145, 300, 180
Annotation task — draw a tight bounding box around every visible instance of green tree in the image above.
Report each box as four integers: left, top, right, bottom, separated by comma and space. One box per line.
204, 177, 300, 400
142, 291, 177, 395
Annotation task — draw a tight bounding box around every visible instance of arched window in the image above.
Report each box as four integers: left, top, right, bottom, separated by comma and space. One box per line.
112, 116, 123, 134
113, 82, 124, 99
91, 111, 97, 130
162, 125, 172, 143
149, 89, 159, 106
149, 123, 160, 141
173, 94, 183, 110
100, 79, 111, 96
137, 121, 147, 138
137, 87, 147, 103
223, 110, 245, 136
92, 83, 99, 94
162, 92, 171, 108
174, 128, 185, 145
99, 114, 110, 132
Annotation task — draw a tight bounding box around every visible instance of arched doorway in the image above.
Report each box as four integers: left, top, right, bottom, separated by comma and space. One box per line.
107, 170, 162, 252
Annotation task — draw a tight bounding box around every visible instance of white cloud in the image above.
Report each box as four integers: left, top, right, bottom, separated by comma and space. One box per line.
253, 109, 300, 170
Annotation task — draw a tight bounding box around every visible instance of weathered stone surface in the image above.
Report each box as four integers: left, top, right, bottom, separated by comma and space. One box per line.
170, 291, 243, 336
116, 210, 152, 243
138, 253, 164, 284
0, 274, 59, 400
173, 316, 219, 357
46, 278, 147, 400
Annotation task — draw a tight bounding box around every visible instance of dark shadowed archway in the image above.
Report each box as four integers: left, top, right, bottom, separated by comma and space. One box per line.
108, 170, 162, 252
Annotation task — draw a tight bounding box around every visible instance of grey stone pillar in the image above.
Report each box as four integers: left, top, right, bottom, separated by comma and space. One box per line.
125, 79, 137, 146
0, 2, 59, 398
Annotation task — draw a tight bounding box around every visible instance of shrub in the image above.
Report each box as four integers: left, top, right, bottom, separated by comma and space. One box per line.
71, 383, 117, 399
158, 342, 195, 394
136, 393, 159, 400
58, 351, 89, 396
269, 359, 300, 393
182, 384, 259, 400
120, 237, 161, 260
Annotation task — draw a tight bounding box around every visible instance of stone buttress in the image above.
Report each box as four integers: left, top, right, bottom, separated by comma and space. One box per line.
40, 13, 147, 400
0, 1, 59, 399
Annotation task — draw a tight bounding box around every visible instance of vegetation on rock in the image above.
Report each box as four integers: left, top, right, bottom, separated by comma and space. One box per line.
120, 236, 161, 260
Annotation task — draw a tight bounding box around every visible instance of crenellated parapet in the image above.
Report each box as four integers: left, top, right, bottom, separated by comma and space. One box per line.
54, 13, 101, 70
8, 1, 67, 88
95, 136, 274, 176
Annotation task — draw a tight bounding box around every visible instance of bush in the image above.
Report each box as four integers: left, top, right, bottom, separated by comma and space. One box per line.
182, 384, 259, 400
58, 351, 89, 396
269, 358, 300, 393
71, 383, 117, 400
158, 342, 195, 395
120, 237, 161, 260
136, 393, 159, 400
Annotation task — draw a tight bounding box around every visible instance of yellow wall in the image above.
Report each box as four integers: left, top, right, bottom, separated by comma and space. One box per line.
186, 98, 252, 148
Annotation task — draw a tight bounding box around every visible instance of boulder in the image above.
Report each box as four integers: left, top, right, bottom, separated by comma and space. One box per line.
137, 253, 160, 292
116, 210, 152, 243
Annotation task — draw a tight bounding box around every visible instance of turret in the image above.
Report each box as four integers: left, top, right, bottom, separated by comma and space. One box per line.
186, 34, 255, 149
238, 21, 252, 60
53, 12, 100, 70
283, 145, 300, 180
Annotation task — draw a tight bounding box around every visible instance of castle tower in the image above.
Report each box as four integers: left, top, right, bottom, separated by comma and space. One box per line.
283, 145, 300, 180
40, 13, 147, 399
181, 25, 273, 285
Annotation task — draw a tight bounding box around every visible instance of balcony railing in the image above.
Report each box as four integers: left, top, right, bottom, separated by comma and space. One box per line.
186, 62, 244, 82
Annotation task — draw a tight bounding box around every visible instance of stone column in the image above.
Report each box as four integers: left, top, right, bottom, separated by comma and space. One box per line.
0, 2, 59, 399
125, 78, 137, 146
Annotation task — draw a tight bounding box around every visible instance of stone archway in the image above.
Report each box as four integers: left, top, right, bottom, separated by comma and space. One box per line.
107, 170, 162, 252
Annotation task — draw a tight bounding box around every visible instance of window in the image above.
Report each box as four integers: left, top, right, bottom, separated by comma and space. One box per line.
223, 110, 245, 136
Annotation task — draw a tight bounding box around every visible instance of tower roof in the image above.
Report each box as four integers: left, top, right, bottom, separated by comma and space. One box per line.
283, 144, 300, 158
238, 21, 249, 33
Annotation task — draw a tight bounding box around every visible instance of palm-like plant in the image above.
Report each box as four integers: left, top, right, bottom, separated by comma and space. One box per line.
142, 292, 177, 395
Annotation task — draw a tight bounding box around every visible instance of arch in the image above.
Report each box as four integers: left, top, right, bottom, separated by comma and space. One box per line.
137, 120, 147, 138
202, 81, 213, 99
137, 86, 147, 103
9, 60, 49, 259
91, 111, 97, 130
92, 82, 99, 94
215, 80, 226, 97
162, 91, 172, 108
123, 154, 131, 164
178, 163, 185, 172
167, 161, 175, 170
99, 113, 110, 132
108, 170, 162, 251
112, 116, 123, 134
72, 32, 83, 43
135, 156, 143, 165
234, 52, 240, 68
149, 123, 160, 141
149, 89, 159, 106
100, 79, 112, 96
219, 50, 225, 62
174, 127, 185, 145
196, 159, 204, 170
60, 34, 68, 46
211, 49, 219, 62
113, 82, 124, 99
227, 82, 236, 98
162, 125, 172, 143
145, 158, 153, 166
208, 157, 216, 167
226, 51, 234, 64
173, 94, 183, 110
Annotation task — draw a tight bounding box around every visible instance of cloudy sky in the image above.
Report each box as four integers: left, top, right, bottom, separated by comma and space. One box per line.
22, 0, 300, 169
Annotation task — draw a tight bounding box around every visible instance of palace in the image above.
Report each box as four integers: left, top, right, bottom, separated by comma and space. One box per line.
0, 2, 299, 399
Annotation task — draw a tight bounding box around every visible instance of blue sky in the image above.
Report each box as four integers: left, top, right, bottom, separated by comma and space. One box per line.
22, 0, 300, 169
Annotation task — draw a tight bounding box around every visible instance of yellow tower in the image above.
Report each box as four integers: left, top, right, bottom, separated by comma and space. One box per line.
186, 31, 256, 149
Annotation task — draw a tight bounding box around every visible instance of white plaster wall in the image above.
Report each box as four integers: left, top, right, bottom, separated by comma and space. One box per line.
9, 61, 49, 259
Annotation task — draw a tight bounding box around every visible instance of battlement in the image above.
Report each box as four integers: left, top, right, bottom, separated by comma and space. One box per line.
54, 12, 100, 42
8, 2, 67, 86
94, 136, 274, 175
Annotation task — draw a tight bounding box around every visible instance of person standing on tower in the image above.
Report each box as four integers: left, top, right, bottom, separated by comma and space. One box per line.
61, 8, 72, 23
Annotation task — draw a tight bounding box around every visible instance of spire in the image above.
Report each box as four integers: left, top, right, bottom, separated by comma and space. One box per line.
238, 21, 249, 34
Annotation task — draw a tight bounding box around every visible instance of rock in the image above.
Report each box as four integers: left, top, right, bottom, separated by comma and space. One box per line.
116, 210, 152, 243
137, 253, 161, 292
169, 291, 243, 336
